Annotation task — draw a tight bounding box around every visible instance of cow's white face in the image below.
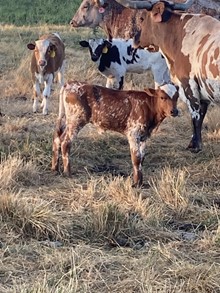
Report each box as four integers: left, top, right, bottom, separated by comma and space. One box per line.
35, 39, 50, 70
70, 0, 104, 28
88, 39, 105, 61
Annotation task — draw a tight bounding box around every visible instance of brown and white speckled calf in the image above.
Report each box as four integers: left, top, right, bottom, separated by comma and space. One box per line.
52, 81, 179, 187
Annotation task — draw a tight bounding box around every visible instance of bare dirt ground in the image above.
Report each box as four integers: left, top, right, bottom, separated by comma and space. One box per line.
0, 24, 220, 292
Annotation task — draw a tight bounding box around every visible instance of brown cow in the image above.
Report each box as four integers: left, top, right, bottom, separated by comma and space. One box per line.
70, 0, 220, 40
27, 33, 65, 115
116, 0, 220, 152
51, 81, 179, 187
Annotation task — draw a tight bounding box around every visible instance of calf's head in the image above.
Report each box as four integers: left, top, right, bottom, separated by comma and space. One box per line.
27, 39, 57, 71
145, 83, 179, 118
79, 39, 112, 61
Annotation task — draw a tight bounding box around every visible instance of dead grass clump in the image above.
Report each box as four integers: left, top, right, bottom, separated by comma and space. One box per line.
162, 262, 220, 293
0, 155, 40, 190
13, 53, 32, 96
0, 191, 67, 240
84, 202, 130, 241
150, 166, 189, 215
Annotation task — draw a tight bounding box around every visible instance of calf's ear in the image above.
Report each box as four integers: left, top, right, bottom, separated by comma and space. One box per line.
144, 88, 155, 97
104, 40, 112, 49
151, 2, 165, 23
79, 40, 89, 48
27, 43, 35, 50
49, 43, 56, 50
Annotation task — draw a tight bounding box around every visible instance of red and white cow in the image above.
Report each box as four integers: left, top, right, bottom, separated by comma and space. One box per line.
116, 0, 220, 152
52, 81, 179, 187
27, 33, 65, 115
70, 0, 220, 40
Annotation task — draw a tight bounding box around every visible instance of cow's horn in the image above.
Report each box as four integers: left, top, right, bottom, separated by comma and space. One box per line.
173, 0, 194, 11
95, 0, 105, 5
115, 0, 194, 11
114, 0, 156, 10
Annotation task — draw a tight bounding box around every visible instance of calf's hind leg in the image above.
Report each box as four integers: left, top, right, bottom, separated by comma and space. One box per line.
128, 134, 146, 187
51, 118, 65, 173
60, 122, 85, 176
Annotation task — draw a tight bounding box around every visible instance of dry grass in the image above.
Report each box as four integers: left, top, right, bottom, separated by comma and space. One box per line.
0, 24, 220, 293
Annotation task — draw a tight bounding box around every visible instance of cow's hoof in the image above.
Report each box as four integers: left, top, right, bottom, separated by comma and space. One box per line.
132, 182, 143, 188
186, 140, 202, 153
186, 144, 202, 153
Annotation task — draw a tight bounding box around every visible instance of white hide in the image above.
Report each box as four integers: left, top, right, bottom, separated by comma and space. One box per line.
87, 38, 171, 89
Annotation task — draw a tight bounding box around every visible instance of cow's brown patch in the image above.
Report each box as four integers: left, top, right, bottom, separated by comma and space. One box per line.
214, 47, 219, 60
197, 34, 210, 57
209, 56, 219, 79
66, 92, 78, 105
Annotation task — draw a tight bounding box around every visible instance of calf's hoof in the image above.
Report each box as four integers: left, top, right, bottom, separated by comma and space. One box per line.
42, 110, 48, 115
62, 170, 71, 178
132, 181, 143, 188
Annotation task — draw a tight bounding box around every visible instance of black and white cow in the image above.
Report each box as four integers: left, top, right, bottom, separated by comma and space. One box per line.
79, 38, 171, 89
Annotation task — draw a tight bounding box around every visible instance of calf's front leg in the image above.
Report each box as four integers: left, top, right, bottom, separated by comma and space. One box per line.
42, 74, 53, 115
33, 80, 41, 113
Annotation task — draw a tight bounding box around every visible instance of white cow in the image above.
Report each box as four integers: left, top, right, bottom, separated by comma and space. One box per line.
79, 38, 171, 89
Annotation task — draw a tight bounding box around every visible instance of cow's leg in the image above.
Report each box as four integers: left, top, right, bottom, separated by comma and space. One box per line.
118, 76, 124, 90
127, 133, 143, 187
106, 77, 115, 89
187, 101, 209, 152
33, 80, 41, 113
42, 74, 53, 115
140, 140, 147, 166
60, 122, 85, 176
51, 118, 65, 173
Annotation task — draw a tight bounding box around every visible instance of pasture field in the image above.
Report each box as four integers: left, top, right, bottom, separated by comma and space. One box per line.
0, 24, 220, 292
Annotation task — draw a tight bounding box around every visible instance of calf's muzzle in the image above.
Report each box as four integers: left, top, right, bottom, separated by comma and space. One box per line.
171, 108, 179, 117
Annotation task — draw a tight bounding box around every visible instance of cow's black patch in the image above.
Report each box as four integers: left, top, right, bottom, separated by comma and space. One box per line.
98, 45, 121, 72
127, 45, 133, 56
124, 48, 140, 65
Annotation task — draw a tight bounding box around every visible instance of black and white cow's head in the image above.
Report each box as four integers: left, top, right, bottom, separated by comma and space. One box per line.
79, 39, 112, 62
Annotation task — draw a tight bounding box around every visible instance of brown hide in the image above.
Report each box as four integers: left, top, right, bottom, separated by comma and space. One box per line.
30, 33, 65, 80
71, 0, 220, 39
52, 81, 178, 186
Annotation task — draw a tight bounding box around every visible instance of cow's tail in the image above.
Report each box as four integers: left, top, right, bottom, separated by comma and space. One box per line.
54, 85, 66, 141
58, 85, 65, 120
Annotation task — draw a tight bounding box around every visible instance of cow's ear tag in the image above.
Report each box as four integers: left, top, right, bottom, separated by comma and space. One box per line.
99, 7, 105, 13
102, 46, 108, 54
50, 50, 56, 58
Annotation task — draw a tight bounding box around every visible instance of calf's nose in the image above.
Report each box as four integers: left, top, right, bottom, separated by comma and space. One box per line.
39, 60, 46, 67
91, 55, 99, 62
171, 108, 179, 117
